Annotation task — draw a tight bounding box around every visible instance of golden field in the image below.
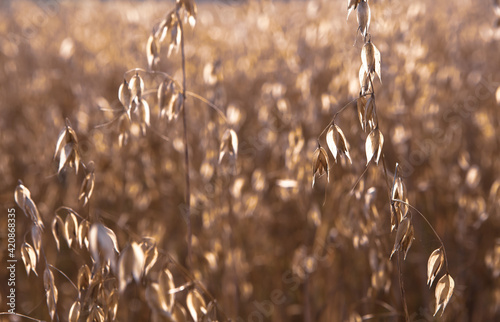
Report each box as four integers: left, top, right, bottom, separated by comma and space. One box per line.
0, 0, 500, 321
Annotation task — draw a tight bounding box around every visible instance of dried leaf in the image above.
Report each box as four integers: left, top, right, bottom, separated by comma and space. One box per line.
365, 128, 384, 165
186, 289, 207, 322
427, 248, 444, 287
312, 146, 330, 187
357, 0, 370, 37
434, 274, 455, 316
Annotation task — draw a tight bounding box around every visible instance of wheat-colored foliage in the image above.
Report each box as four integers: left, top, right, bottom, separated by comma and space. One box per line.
2, 0, 499, 320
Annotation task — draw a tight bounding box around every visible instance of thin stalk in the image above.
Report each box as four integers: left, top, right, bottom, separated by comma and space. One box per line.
175, 9, 192, 270
397, 252, 410, 322
317, 92, 372, 140
0, 313, 45, 322
48, 264, 78, 292
392, 198, 449, 272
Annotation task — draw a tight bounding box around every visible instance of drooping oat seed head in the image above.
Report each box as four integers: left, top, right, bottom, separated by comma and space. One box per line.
357, 0, 370, 38
177, 0, 198, 28
129, 72, 144, 105
43, 266, 58, 321
118, 113, 131, 147
390, 215, 411, 259
186, 289, 207, 322
79, 161, 95, 207
137, 99, 151, 135
158, 79, 175, 118
312, 145, 330, 188
427, 247, 444, 287
54, 119, 81, 174
21, 242, 38, 276
119, 79, 132, 113
118, 242, 146, 293
15, 181, 44, 229
365, 127, 384, 165
326, 124, 352, 164
361, 39, 381, 83
434, 274, 455, 316
357, 94, 368, 131
219, 129, 239, 163
347, 0, 361, 20
363, 94, 378, 132
147, 33, 160, 70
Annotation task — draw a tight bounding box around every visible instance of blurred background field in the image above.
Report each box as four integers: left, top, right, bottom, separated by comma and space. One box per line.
1, 0, 500, 321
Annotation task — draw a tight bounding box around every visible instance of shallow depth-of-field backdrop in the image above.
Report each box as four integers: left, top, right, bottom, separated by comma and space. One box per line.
1, 0, 500, 321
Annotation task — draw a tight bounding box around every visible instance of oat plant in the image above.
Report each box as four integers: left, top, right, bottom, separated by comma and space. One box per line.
312, 1, 455, 319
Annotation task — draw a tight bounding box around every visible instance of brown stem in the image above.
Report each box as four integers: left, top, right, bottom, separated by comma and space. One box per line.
392, 198, 449, 272
176, 10, 192, 270
397, 252, 410, 322
317, 92, 372, 140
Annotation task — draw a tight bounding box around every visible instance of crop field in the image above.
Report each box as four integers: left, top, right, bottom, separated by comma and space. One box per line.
0, 0, 500, 321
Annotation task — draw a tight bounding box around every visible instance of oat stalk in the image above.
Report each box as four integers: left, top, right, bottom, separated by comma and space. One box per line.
175, 9, 192, 271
